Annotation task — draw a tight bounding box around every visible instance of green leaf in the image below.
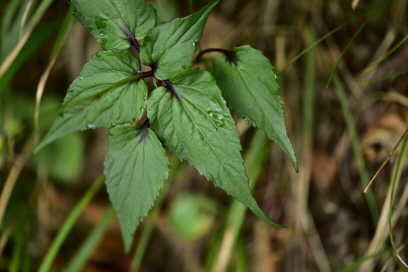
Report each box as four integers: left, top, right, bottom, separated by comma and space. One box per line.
104, 124, 170, 252
71, 0, 156, 50
213, 45, 298, 171
140, 0, 219, 80
36, 50, 147, 151
148, 68, 283, 227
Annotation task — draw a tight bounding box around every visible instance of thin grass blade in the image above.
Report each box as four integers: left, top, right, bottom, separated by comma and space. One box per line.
388, 131, 408, 267
38, 176, 104, 272
64, 206, 115, 272
333, 75, 379, 223
211, 130, 272, 272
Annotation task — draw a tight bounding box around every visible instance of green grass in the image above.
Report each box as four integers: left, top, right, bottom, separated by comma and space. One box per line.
38, 176, 105, 272
333, 75, 379, 223
64, 206, 115, 272
388, 129, 408, 268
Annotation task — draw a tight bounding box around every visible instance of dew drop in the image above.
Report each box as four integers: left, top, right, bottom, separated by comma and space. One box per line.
95, 17, 108, 47
68, 90, 74, 93
110, 123, 116, 127
95, 17, 107, 30
192, 39, 199, 47
207, 101, 226, 128
140, 43, 146, 48
78, 76, 84, 80
144, 36, 150, 42
274, 74, 278, 79
182, 65, 187, 70
208, 111, 226, 128
97, 35, 108, 47
59, 113, 65, 117
87, 124, 96, 129
243, 117, 251, 124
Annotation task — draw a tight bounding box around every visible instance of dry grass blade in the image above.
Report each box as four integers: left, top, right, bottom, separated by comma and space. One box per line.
387, 135, 408, 269
19, 0, 34, 37
390, 184, 408, 269
352, 0, 360, 10
396, 254, 408, 268
366, 70, 408, 83
0, 25, 34, 77
0, 137, 33, 226
364, 128, 408, 193
0, 226, 12, 255
34, 56, 57, 145
357, 159, 406, 272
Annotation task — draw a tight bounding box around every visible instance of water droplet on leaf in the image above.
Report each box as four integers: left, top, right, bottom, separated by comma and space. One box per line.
182, 65, 187, 70
274, 74, 278, 79
96, 34, 108, 47
208, 111, 226, 128
87, 124, 96, 129
95, 17, 108, 47
95, 17, 107, 30
192, 39, 199, 47
207, 101, 226, 128
144, 36, 150, 42
140, 43, 146, 48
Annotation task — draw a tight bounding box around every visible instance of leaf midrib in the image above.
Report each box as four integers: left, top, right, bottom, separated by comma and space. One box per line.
64, 75, 138, 112
88, 0, 123, 34
233, 63, 288, 144
173, 84, 245, 189
151, 5, 212, 77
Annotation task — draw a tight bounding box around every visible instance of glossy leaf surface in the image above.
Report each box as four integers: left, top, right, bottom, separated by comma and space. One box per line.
140, 0, 219, 80
37, 50, 147, 151
213, 45, 298, 170
148, 68, 283, 227
71, 0, 156, 50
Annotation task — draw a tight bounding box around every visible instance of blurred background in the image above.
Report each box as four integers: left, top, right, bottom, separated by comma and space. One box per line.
1, 0, 408, 271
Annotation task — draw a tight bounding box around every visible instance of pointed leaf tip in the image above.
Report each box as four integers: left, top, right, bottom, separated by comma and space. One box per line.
213, 45, 298, 170
140, 0, 219, 80
104, 124, 170, 252
148, 68, 284, 227
71, 0, 156, 50
38, 50, 147, 151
